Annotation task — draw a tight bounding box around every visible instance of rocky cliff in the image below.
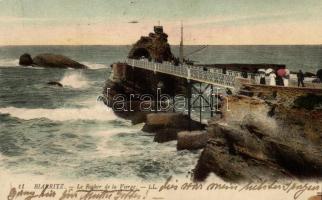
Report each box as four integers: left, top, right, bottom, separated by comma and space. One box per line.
194, 85, 322, 182
103, 27, 186, 123
102, 26, 322, 182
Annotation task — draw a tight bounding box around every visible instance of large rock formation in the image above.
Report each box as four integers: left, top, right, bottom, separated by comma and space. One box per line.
19, 53, 87, 69
194, 85, 322, 182
19, 53, 33, 66
128, 26, 174, 62
103, 26, 186, 123
102, 26, 206, 141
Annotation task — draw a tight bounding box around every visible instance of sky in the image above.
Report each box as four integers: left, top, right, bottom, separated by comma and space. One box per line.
0, 0, 322, 45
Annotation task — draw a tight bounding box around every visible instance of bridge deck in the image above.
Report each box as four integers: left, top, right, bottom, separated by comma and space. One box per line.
126, 59, 239, 88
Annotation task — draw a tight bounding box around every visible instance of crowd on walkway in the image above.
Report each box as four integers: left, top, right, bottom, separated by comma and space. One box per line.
257, 68, 307, 87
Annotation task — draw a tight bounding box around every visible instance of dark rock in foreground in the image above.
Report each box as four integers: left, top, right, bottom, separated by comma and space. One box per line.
194, 87, 322, 182
142, 113, 205, 143
19, 53, 87, 69
177, 131, 208, 150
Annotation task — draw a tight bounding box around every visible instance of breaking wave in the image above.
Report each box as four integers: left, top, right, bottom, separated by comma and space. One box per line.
0, 59, 43, 69
0, 59, 19, 67
0, 103, 118, 122
60, 72, 89, 89
81, 62, 106, 69
94, 127, 143, 157
0, 59, 107, 69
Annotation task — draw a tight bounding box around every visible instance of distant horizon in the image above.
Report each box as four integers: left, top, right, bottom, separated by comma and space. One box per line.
11, 42, 322, 46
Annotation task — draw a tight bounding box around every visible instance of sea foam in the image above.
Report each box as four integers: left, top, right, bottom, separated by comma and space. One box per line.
81, 62, 106, 69
0, 59, 19, 67
60, 72, 89, 89
0, 59, 44, 69
0, 103, 118, 122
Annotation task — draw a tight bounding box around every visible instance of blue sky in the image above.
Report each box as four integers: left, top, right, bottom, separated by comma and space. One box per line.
0, 0, 322, 45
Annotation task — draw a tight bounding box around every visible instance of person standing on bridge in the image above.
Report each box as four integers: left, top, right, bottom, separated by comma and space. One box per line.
265, 68, 276, 86
258, 69, 266, 85
269, 72, 276, 86
297, 70, 305, 87
283, 69, 290, 87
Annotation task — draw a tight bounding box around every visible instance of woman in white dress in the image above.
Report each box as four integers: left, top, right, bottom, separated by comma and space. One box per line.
265, 68, 276, 86
283, 69, 290, 87
269, 72, 276, 86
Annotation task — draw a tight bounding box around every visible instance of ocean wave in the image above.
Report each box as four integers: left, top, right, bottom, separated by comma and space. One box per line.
0, 153, 7, 162
0, 59, 44, 69
0, 104, 119, 122
60, 72, 89, 89
81, 62, 106, 69
94, 128, 142, 157
0, 59, 19, 67
93, 127, 141, 137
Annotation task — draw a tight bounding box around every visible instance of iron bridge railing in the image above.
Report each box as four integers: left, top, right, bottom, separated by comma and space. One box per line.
125, 59, 240, 88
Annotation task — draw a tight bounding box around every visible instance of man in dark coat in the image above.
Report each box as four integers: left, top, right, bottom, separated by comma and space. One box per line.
297, 70, 305, 87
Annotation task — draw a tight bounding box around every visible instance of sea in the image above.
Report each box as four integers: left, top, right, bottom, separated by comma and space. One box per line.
0, 45, 321, 181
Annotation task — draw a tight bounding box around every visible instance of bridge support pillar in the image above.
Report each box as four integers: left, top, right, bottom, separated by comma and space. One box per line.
190, 83, 213, 126
153, 73, 158, 113
199, 82, 202, 124
187, 80, 192, 119
186, 80, 192, 130
210, 85, 214, 117
172, 96, 176, 112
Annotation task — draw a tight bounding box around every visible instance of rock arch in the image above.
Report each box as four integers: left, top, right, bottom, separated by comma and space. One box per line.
131, 48, 152, 60
128, 26, 174, 62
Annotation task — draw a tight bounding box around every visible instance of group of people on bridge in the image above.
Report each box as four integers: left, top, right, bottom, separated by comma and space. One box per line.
258, 68, 306, 87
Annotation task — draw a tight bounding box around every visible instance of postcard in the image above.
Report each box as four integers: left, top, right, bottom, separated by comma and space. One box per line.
0, 1, 321, 200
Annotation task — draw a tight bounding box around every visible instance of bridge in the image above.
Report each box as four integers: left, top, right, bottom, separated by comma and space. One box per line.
126, 58, 239, 89
122, 58, 258, 123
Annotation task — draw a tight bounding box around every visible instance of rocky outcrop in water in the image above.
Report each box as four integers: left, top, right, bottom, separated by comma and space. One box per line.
19, 53, 33, 66
103, 26, 186, 123
103, 43, 204, 139
194, 85, 322, 182
142, 113, 205, 143
47, 81, 63, 87
19, 53, 87, 69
